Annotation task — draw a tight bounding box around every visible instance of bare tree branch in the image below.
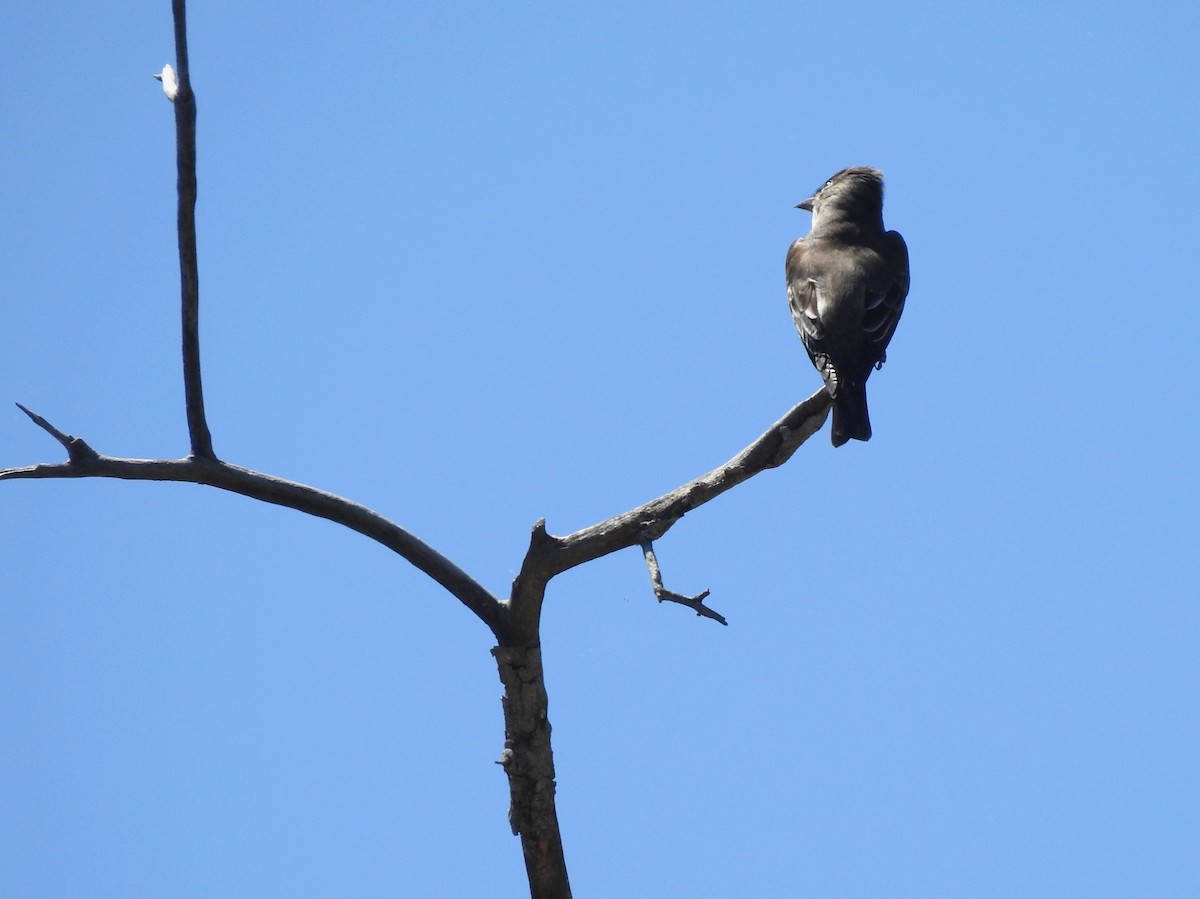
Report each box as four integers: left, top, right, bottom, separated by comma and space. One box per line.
169, 0, 213, 459
491, 393, 830, 894
640, 540, 725, 626
0, 412, 503, 632
512, 388, 831, 613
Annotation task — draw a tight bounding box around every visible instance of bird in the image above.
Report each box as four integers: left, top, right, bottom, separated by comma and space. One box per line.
786, 166, 909, 447
153, 64, 178, 102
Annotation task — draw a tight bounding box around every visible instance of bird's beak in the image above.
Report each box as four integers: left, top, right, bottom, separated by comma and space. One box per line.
153, 73, 163, 81
796, 198, 815, 212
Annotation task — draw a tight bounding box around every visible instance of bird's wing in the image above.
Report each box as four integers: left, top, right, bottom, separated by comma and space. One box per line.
862, 230, 910, 368
785, 240, 822, 342
785, 239, 838, 391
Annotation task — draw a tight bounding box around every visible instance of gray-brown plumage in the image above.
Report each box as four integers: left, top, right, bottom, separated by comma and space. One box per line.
786, 166, 909, 446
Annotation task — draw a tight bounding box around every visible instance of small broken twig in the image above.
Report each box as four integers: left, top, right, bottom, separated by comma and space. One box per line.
640, 540, 726, 626
15, 404, 99, 464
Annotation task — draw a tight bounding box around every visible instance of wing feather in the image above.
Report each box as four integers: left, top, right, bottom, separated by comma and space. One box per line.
861, 230, 909, 367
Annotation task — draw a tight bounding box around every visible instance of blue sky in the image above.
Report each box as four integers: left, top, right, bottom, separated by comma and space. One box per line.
2, 1, 1198, 896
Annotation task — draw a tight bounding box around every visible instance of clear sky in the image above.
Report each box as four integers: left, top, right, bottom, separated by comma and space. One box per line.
2, 1, 1198, 896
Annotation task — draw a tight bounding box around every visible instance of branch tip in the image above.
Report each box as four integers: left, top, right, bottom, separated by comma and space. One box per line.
14, 403, 99, 463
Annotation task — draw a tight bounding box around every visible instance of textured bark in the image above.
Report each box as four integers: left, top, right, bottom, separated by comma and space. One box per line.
493, 646, 571, 899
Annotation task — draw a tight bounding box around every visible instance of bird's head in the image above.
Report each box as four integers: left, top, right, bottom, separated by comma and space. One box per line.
796, 166, 886, 229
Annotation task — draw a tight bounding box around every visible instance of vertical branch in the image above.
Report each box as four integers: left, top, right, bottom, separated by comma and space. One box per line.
170, 0, 214, 459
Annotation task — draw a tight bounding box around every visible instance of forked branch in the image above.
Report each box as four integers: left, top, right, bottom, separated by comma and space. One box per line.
2, 3, 835, 896
641, 540, 725, 626
506, 389, 830, 637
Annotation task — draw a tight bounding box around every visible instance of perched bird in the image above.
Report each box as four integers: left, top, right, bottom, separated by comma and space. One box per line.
153, 64, 178, 102
786, 166, 909, 446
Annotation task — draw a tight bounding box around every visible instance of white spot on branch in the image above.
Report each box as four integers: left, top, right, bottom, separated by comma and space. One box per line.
153, 64, 178, 101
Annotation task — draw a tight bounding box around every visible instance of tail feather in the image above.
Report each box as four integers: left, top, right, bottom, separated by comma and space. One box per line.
830, 383, 872, 447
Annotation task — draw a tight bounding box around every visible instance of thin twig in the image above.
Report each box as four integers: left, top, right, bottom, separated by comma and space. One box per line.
170, 0, 213, 459
14, 403, 99, 464
640, 540, 726, 625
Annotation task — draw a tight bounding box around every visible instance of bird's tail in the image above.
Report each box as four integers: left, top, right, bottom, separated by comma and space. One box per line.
830, 382, 872, 447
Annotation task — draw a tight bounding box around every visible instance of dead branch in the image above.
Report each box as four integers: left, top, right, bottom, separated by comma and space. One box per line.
507, 388, 830, 636
169, 0, 212, 458
640, 540, 726, 626
0, 412, 502, 632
